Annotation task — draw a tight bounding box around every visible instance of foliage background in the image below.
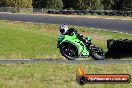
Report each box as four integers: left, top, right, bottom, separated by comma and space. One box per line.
0, 0, 131, 11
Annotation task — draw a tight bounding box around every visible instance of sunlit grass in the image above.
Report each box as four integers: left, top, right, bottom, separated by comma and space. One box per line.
0, 20, 132, 59
0, 63, 131, 88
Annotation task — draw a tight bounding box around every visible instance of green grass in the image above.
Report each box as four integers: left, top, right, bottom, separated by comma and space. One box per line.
0, 20, 61, 59
0, 20, 132, 88
0, 20, 132, 59
0, 63, 131, 88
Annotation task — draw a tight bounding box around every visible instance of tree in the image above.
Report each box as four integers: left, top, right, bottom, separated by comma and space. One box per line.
0, 0, 32, 8
46, 0, 63, 10
62, 0, 74, 9
102, 0, 115, 10
73, 0, 92, 10
72, 0, 104, 10
32, 0, 47, 8
91, 0, 104, 10
121, 0, 132, 11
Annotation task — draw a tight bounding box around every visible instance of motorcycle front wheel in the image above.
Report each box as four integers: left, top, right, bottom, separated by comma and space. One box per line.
60, 43, 78, 60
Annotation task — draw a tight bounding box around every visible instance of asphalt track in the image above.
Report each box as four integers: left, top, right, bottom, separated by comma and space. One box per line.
0, 59, 132, 64
0, 13, 132, 34
0, 13, 132, 64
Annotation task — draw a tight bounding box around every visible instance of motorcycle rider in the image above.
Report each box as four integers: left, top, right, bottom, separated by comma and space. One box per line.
59, 24, 91, 47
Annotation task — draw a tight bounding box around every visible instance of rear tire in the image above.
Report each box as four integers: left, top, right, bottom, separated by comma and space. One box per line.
90, 45, 105, 60
90, 51, 105, 60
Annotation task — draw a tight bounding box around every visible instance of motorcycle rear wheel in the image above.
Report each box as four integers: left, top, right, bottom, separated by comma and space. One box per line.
90, 45, 105, 60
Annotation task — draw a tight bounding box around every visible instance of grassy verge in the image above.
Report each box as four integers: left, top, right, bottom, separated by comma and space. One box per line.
0, 20, 61, 59
42, 13, 132, 20
0, 63, 131, 88
0, 20, 132, 59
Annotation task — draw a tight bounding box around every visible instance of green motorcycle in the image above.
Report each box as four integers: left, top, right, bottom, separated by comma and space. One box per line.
57, 31, 105, 60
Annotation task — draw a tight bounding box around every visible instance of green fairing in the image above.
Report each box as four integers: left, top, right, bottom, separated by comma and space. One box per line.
57, 33, 92, 56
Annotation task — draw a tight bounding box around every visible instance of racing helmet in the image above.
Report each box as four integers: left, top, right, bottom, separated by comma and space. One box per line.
59, 24, 68, 34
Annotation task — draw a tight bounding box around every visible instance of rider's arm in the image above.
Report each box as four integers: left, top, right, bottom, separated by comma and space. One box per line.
65, 28, 78, 35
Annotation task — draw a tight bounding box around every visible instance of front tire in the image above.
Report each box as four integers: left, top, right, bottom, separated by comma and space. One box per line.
60, 43, 78, 60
